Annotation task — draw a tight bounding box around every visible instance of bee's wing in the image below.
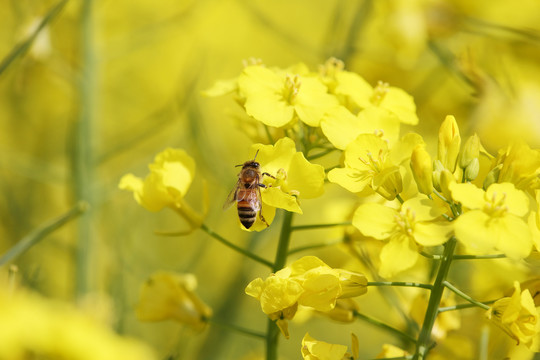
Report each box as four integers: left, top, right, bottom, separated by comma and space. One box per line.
247, 183, 262, 212
223, 179, 241, 210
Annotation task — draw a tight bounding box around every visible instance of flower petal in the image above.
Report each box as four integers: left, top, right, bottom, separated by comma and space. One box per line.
379, 235, 419, 277
353, 203, 397, 239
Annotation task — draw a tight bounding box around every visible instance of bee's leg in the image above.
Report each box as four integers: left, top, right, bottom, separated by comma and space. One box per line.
258, 183, 267, 188
259, 211, 269, 227
262, 172, 276, 179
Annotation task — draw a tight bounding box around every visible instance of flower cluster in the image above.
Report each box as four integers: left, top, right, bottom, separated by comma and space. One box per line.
245, 256, 367, 338
118, 57, 540, 359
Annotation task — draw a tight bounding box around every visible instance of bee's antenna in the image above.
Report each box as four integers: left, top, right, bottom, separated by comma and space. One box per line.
253, 149, 260, 161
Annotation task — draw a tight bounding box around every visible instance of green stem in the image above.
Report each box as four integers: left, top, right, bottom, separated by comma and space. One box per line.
0, 202, 88, 267
208, 318, 265, 340
413, 237, 457, 360
354, 311, 417, 345
0, 0, 69, 76
75, 0, 96, 299
396, 194, 405, 204
266, 211, 294, 360
442, 281, 491, 311
291, 221, 351, 231
368, 281, 433, 291
438, 299, 495, 313
200, 223, 273, 268
453, 254, 506, 260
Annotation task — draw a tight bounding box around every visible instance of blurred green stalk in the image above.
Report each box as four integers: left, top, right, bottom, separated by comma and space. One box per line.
0, 202, 87, 267
74, 0, 96, 299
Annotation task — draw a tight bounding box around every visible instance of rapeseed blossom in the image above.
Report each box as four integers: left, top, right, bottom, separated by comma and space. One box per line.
353, 197, 452, 277
234, 64, 339, 128
450, 182, 532, 259
486, 282, 539, 349
245, 256, 367, 338
328, 133, 423, 200
244, 137, 325, 231
301, 333, 354, 360
136, 272, 211, 331
119, 148, 203, 230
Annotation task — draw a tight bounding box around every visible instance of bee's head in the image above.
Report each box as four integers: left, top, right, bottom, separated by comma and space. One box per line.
236, 160, 260, 169
235, 150, 261, 169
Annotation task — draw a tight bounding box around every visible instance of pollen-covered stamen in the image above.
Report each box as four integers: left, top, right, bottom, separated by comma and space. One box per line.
283, 74, 301, 103
318, 57, 345, 78
395, 207, 416, 236
483, 191, 509, 217
370, 81, 390, 106
358, 149, 385, 174
373, 129, 385, 138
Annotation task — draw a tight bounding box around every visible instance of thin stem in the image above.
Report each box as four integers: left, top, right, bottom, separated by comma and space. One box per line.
453, 254, 506, 260
396, 194, 405, 204
266, 211, 294, 360
288, 240, 342, 255
208, 318, 265, 340
354, 311, 417, 345
200, 223, 273, 268
0, 202, 88, 266
419, 251, 442, 260
75, 0, 96, 299
438, 299, 495, 313
413, 237, 457, 360
368, 281, 433, 291
0, 0, 69, 76
291, 221, 351, 231
443, 281, 491, 311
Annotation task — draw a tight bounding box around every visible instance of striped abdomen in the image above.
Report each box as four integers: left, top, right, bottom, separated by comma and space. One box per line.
236, 188, 259, 229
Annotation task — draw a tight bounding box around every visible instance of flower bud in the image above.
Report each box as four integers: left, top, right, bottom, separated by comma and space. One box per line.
440, 169, 456, 200
437, 115, 461, 172
432, 159, 445, 192
410, 145, 434, 195
459, 134, 480, 169
464, 157, 480, 182
338, 270, 368, 298
483, 164, 502, 190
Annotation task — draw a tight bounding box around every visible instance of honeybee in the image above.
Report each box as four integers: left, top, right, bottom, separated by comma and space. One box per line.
224, 151, 275, 229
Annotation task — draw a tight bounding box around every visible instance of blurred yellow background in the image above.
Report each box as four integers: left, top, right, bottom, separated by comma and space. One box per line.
2, 0, 540, 359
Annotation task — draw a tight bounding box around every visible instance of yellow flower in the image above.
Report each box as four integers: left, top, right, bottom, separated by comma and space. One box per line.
136, 271, 212, 331
321, 106, 400, 150
486, 281, 539, 349
437, 115, 461, 173
318, 59, 418, 125
328, 133, 423, 200
450, 182, 532, 259
0, 288, 156, 360
119, 148, 195, 211
353, 196, 452, 277
301, 333, 353, 360
119, 148, 203, 230
238, 64, 338, 127
245, 256, 367, 338
246, 137, 325, 231
489, 141, 540, 195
